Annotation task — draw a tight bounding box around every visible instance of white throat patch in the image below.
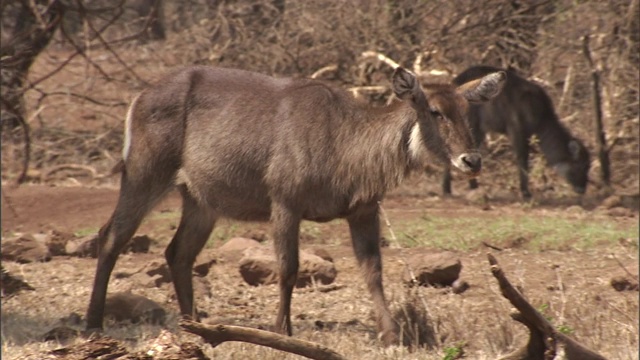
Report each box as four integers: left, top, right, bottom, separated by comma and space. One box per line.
408, 123, 427, 162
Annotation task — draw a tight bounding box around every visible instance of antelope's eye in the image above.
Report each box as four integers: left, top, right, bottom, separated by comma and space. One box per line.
430, 109, 443, 119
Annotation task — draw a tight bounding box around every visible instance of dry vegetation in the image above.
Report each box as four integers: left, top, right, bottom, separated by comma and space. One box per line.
1, 0, 638, 359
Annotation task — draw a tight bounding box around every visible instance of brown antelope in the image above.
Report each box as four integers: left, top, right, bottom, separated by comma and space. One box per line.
442, 65, 591, 199
86, 65, 505, 345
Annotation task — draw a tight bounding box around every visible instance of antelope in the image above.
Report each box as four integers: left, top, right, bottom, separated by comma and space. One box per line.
442, 65, 591, 199
86, 65, 505, 345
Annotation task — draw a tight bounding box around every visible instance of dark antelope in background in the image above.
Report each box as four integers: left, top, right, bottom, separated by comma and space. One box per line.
86, 65, 506, 345
442, 65, 591, 199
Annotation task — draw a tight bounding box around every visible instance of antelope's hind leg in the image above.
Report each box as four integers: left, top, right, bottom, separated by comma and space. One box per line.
165, 185, 216, 320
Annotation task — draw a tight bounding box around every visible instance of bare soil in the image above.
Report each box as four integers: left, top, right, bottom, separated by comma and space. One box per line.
1, 181, 638, 360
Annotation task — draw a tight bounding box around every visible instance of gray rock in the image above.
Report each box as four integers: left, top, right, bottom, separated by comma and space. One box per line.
403, 252, 462, 287
2, 234, 51, 263
104, 292, 166, 325
238, 247, 337, 287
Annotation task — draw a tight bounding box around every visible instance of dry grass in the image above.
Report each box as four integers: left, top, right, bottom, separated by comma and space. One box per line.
2, 238, 638, 359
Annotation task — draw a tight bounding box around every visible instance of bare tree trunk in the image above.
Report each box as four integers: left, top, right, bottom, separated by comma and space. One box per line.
1, 0, 63, 183
582, 35, 611, 187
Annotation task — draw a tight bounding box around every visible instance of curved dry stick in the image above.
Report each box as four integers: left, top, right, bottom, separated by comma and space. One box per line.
488, 253, 607, 360
179, 320, 346, 360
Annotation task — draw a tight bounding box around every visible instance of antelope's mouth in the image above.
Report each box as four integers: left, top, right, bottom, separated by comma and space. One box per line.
452, 153, 482, 177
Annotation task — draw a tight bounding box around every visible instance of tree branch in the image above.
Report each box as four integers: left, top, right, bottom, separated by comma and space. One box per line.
179, 320, 346, 360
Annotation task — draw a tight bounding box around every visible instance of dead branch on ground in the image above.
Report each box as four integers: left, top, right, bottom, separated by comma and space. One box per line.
487, 253, 607, 360
179, 320, 346, 360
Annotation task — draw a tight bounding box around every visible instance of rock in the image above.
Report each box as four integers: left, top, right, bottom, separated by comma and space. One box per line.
128, 235, 152, 253
297, 251, 338, 287
607, 206, 633, 218
451, 279, 470, 294
143, 261, 172, 286
46, 230, 76, 256
611, 276, 639, 291
307, 248, 334, 263
601, 195, 622, 209
238, 247, 337, 287
218, 237, 261, 261
65, 234, 98, 258
42, 326, 79, 343
1, 265, 35, 298
193, 252, 217, 277
104, 292, 166, 325
403, 252, 462, 287
2, 234, 52, 263
238, 247, 278, 286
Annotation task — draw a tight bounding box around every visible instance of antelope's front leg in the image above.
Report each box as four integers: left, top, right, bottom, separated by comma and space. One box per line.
347, 207, 399, 346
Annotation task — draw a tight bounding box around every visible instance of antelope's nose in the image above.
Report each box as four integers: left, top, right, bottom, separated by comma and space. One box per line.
460, 153, 482, 173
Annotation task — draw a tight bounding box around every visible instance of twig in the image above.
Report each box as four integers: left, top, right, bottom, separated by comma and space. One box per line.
310, 65, 338, 79
179, 320, 346, 360
298, 283, 345, 294
482, 241, 503, 251
360, 51, 400, 70
611, 253, 639, 282
553, 266, 567, 326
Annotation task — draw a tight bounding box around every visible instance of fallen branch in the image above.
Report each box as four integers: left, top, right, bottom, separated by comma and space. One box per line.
179, 320, 346, 360
487, 254, 607, 360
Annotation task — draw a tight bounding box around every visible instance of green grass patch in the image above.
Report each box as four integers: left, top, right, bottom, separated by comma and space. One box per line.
390, 213, 637, 251
74, 227, 99, 237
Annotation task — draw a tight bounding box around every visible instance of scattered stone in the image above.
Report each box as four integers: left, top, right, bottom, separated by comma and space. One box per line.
307, 248, 333, 263
611, 276, 639, 291
2, 234, 52, 263
238, 247, 278, 286
607, 206, 633, 218
193, 252, 217, 277
65, 234, 98, 258
297, 251, 338, 287
59, 312, 82, 326
464, 188, 489, 205
1, 265, 35, 298
240, 230, 269, 242
218, 237, 261, 261
143, 261, 172, 286
601, 195, 622, 209
104, 292, 166, 325
451, 279, 470, 294
403, 252, 462, 287
42, 326, 79, 343
238, 247, 337, 287
128, 235, 152, 253
46, 230, 76, 256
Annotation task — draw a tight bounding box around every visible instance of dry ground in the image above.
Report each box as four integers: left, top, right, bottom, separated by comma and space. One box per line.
1, 179, 638, 359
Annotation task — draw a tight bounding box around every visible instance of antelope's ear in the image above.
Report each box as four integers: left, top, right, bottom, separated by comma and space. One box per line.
392, 67, 421, 101
457, 71, 506, 103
